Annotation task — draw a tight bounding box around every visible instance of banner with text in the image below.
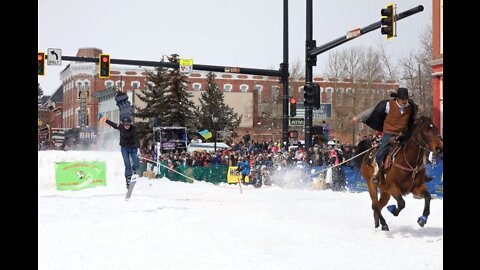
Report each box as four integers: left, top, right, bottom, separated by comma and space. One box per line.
227, 166, 250, 183
55, 161, 107, 191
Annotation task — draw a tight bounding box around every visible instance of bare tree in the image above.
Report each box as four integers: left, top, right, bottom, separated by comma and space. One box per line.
322, 47, 365, 144
399, 25, 433, 116
361, 47, 383, 84
324, 51, 345, 79
322, 50, 346, 133
376, 38, 399, 82
289, 57, 305, 81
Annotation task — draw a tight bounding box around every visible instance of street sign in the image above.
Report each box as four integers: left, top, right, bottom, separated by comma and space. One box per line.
313, 104, 332, 119
289, 118, 304, 126
47, 48, 62, 66
346, 28, 361, 39
179, 58, 193, 74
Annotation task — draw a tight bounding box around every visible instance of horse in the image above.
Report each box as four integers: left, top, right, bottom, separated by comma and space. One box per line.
353, 116, 443, 231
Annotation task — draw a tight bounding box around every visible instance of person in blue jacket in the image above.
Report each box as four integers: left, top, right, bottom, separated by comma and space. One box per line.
236, 156, 251, 184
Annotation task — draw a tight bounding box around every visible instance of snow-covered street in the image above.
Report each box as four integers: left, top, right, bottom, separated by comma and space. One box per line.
39, 151, 443, 270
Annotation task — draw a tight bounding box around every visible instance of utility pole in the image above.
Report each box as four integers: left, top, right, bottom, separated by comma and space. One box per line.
281, 0, 290, 150
304, 0, 315, 150
304, 4, 424, 149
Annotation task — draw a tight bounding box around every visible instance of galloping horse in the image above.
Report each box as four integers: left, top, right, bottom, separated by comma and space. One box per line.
353, 116, 443, 231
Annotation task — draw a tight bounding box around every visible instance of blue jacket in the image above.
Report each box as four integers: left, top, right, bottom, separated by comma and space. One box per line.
237, 159, 251, 176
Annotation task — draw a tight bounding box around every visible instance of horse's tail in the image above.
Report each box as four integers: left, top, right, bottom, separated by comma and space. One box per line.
352, 139, 372, 172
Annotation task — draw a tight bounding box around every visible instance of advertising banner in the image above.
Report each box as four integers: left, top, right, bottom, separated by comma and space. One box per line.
227, 166, 250, 184
342, 159, 443, 197
55, 161, 106, 190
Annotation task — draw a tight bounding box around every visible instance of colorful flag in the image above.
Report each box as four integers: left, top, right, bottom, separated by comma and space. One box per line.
98, 113, 107, 127
198, 129, 212, 139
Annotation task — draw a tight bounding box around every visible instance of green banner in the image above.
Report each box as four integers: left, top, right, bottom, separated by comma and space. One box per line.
55, 161, 107, 190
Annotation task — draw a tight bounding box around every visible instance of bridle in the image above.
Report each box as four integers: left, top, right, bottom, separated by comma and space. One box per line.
392, 121, 432, 190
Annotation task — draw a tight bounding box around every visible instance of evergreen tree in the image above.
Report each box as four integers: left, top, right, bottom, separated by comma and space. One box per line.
133, 58, 170, 147
195, 72, 242, 143
162, 54, 196, 129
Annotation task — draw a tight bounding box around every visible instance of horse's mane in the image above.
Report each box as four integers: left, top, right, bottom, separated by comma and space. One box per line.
410, 116, 432, 136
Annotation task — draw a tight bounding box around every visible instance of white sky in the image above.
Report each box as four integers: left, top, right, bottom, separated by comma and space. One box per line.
38, 0, 432, 95
39, 150, 443, 270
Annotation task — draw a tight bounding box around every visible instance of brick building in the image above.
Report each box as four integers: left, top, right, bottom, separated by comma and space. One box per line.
59, 48, 148, 130
431, 0, 443, 136
45, 47, 399, 146
188, 72, 398, 144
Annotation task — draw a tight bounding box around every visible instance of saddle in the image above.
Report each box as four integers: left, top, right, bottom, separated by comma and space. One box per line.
366, 141, 402, 170
383, 145, 402, 170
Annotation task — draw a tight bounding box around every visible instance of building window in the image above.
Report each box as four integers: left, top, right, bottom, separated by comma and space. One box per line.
83, 81, 90, 91
271, 86, 280, 103
131, 81, 140, 90
193, 83, 202, 91
336, 88, 344, 106
224, 84, 232, 92
105, 80, 114, 88
77, 89, 89, 100
345, 88, 353, 105
76, 81, 83, 91
240, 84, 249, 93
115, 80, 125, 88
324, 87, 333, 104
255, 85, 263, 103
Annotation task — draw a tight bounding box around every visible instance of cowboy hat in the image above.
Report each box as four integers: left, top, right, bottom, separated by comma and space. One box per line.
390, 87, 409, 99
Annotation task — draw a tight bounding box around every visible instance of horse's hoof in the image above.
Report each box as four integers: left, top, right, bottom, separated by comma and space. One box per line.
387, 205, 396, 214
381, 225, 389, 231
417, 215, 428, 227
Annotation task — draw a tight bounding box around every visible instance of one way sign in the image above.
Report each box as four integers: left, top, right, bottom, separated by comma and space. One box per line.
47, 48, 62, 66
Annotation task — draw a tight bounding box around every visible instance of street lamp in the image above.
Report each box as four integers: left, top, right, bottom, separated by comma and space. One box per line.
212, 111, 219, 153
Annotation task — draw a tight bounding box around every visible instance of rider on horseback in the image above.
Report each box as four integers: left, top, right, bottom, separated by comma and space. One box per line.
353, 87, 432, 185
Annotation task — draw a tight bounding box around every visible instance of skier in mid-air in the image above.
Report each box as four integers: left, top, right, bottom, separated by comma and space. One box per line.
104, 116, 140, 189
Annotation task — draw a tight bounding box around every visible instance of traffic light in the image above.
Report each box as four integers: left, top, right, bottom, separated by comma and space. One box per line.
304, 83, 321, 109
304, 85, 312, 107
381, 4, 396, 39
38, 52, 45, 76
289, 130, 298, 139
312, 84, 320, 110
289, 97, 297, 117
99, 54, 110, 78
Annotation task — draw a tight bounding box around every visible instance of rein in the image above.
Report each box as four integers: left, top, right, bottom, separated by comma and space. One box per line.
392, 127, 429, 190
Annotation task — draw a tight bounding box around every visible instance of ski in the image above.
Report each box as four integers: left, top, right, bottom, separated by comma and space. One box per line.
125, 177, 137, 201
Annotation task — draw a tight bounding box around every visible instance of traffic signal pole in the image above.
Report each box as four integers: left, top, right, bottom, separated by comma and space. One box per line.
304, 0, 315, 150
56, 1, 292, 150
304, 3, 424, 150
308, 5, 424, 57
281, 0, 290, 150
60, 56, 282, 77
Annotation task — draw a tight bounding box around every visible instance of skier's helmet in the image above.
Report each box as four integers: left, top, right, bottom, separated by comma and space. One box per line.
122, 116, 132, 124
